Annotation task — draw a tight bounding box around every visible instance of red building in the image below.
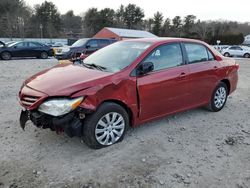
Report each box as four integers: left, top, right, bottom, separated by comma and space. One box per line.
93, 27, 158, 40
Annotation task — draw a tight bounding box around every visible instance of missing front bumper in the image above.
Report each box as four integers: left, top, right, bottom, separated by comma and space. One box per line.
20, 110, 29, 130
19, 110, 83, 137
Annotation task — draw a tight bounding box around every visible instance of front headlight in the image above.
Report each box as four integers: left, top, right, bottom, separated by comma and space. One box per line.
62, 47, 70, 53
38, 97, 84, 116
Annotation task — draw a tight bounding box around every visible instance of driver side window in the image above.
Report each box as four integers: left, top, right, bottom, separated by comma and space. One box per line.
15, 42, 28, 48
143, 43, 184, 71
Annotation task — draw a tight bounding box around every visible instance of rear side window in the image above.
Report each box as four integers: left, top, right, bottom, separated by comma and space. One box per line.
98, 40, 110, 47
29, 42, 42, 47
229, 46, 242, 50
143, 43, 184, 71
184, 43, 210, 64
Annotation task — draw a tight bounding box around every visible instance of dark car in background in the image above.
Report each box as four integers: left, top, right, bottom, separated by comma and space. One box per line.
55, 38, 117, 60
0, 41, 54, 60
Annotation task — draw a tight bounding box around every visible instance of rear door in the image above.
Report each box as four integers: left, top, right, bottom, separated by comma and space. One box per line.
27, 42, 43, 57
183, 43, 218, 106
234, 46, 244, 56
137, 43, 190, 120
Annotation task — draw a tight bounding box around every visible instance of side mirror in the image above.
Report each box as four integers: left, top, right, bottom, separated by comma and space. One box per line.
137, 62, 154, 75
86, 44, 90, 49
13, 46, 17, 49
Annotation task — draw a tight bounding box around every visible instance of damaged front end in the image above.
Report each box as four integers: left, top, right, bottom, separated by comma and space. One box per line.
18, 86, 93, 137
19, 108, 91, 137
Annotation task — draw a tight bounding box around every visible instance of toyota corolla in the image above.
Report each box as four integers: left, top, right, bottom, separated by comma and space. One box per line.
19, 38, 239, 149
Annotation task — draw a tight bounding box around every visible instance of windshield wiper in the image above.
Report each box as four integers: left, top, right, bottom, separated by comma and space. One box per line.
85, 63, 107, 71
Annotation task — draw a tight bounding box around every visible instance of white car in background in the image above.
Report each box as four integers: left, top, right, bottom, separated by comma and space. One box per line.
221, 46, 250, 58
213, 45, 229, 53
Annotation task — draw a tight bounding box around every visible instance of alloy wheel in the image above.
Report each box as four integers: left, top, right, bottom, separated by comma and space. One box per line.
244, 54, 250, 58
41, 52, 48, 59
2, 52, 11, 60
214, 87, 227, 109
95, 112, 125, 146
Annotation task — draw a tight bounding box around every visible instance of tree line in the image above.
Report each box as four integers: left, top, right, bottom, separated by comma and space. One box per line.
0, 0, 249, 44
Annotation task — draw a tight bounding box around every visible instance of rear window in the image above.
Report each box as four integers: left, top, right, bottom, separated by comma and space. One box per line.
184, 43, 212, 64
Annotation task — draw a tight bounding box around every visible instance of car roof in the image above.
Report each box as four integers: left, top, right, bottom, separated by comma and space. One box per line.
79, 38, 117, 41
124, 37, 207, 45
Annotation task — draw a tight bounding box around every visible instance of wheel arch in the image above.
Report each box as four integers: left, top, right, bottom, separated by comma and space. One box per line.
1, 50, 12, 55
220, 79, 231, 94
100, 99, 134, 127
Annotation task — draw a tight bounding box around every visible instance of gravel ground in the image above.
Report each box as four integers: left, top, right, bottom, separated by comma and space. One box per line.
0, 58, 250, 188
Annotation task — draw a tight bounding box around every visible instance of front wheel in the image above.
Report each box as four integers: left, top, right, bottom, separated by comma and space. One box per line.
224, 52, 230, 57
207, 82, 228, 112
1, 51, 11, 60
83, 102, 129, 149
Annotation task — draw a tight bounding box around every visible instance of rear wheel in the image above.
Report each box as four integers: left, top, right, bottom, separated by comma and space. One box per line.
1, 51, 11, 60
224, 52, 230, 57
83, 102, 129, 149
40, 51, 48, 59
207, 82, 228, 112
244, 53, 250, 58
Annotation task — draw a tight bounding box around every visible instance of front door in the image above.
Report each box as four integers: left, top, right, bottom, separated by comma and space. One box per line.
85, 39, 99, 56
12, 42, 29, 57
137, 43, 190, 121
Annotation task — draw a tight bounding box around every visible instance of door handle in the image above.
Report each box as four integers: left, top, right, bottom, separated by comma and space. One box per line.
179, 72, 186, 78
214, 66, 218, 69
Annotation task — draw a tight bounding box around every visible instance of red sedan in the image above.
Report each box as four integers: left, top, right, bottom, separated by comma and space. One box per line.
19, 38, 239, 149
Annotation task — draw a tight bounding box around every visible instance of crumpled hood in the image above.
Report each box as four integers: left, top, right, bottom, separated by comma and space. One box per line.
25, 64, 112, 96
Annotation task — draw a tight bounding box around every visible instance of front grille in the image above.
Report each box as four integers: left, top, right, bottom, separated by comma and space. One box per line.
20, 95, 40, 108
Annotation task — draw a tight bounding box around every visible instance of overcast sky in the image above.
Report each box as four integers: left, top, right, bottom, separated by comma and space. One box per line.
25, 0, 250, 22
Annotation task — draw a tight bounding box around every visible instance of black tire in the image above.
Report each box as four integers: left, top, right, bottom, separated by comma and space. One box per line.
207, 82, 228, 112
83, 102, 129, 149
243, 53, 250, 58
40, 51, 48, 59
1, 51, 11, 60
224, 52, 230, 57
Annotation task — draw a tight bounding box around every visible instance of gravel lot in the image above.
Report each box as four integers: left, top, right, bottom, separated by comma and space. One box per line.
0, 58, 250, 188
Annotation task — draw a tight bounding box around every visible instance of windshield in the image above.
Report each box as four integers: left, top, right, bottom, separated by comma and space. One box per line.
0, 41, 4, 47
83, 41, 152, 72
6, 42, 18, 47
72, 39, 89, 47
